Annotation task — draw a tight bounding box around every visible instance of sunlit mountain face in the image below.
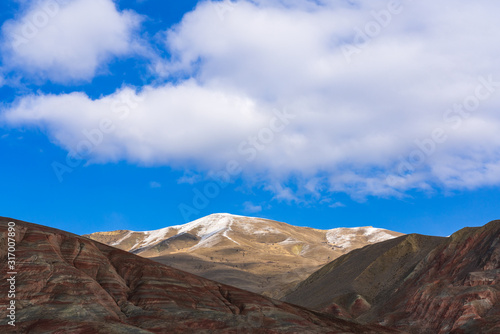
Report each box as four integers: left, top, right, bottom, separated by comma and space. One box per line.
86, 213, 402, 298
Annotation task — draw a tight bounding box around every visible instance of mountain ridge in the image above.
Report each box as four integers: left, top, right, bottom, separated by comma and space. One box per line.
87, 213, 399, 253
85, 213, 403, 298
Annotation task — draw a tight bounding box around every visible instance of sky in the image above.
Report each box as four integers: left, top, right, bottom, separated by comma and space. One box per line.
0, 0, 499, 237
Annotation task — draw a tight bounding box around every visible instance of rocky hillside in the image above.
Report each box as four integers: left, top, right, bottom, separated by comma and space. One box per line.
379, 220, 500, 333
0, 217, 402, 334
85, 213, 402, 298
283, 234, 445, 318
284, 220, 500, 334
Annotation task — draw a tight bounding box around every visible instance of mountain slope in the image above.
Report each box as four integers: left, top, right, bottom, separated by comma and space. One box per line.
377, 220, 500, 333
284, 220, 500, 334
85, 213, 403, 298
283, 234, 445, 317
0, 217, 401, 333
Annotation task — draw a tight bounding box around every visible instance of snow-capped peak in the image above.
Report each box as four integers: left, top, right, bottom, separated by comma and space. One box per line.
123, 215, 400, 253
131, 213, 239, 250
178, 213, 235, 237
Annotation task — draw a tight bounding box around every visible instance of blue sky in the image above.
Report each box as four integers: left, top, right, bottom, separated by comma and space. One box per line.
1, 0, 499, 236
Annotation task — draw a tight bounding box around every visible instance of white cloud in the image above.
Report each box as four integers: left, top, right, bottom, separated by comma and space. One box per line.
149, 181, 161, 188
2, 81, 270, 167
243, 201, 262, 213
1, 0, 142, 82
177, 171, 204, 185
3, 0, 500, 199
329, 202, 345, 209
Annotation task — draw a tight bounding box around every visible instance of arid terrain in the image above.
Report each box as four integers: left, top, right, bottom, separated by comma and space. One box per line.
284, 220, 500, 334
85, 213, 403, 298
1, 215, 498, 333
0, 217, 401, 333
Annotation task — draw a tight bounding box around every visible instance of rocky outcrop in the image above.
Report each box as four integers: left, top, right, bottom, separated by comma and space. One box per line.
0, 217, 401, 333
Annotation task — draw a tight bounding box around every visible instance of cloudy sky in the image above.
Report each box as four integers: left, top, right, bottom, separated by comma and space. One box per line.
1, 0, 499, 236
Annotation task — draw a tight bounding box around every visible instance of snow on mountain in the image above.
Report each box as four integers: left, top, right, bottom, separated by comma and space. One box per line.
326, 226, 398, 249
108, 214, 401, 253
85, 213, 404, 299
132, 213, 237, 250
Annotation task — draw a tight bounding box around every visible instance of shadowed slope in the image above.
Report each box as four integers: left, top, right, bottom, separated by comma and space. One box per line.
377, 220, 500, 333
283, 234, 445, 318
284, 220, 500, 334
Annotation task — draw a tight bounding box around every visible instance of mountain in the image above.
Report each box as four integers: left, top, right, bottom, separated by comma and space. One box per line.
0, 217, 401, 333
85, 213, 403, 298
284, 220, 500, 334
283, 234, 445, 318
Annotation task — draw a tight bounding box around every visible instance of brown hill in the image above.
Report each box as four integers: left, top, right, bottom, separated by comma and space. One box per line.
283, 234, 445, 317
377, 220, 500, 333
284, 220, 500, 334
0, 217, 402, 333
85, 213, 403, 299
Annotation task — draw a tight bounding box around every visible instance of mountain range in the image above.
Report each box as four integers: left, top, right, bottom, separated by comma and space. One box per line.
1, 214, 498, 333
0, 217, 400, 333
85, 213, 402, 298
